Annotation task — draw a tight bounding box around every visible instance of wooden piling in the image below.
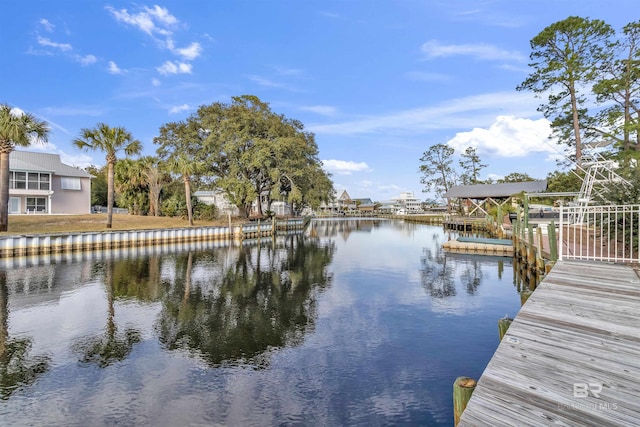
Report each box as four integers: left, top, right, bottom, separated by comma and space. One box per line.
548, 220, 557, 261
520, 289, 533, 306
498, 316, 513, 341
453, 376, 477, 426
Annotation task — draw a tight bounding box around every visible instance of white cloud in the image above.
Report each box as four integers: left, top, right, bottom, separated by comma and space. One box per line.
145, 5, 178, 27
300, 105, 337, 116
308, 91, 540, 136
78, 54, 97, 66
322, 159, 370, 175
169, 104, 190, 114
106, 5, 177, 36
272, 66, 303, 76
106, 4, 202, 63
37, 36, 72, 51
246, 75, 299, 91
175, 42, 202, 60
319, 11, 342, 19
151, 78, 161, 86
378, 184, 402, 192
9, 107, 24, 118
421, 40, 525, 62
108, 60, 124, 74
446, 115, 557, 157
156, 61, 192, 75
39, 19, 55, 32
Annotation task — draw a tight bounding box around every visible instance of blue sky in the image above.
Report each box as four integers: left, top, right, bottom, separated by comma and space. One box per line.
1, 1, 635, 202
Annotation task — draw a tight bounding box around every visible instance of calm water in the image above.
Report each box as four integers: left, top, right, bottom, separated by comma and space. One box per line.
0, 219, 521, 426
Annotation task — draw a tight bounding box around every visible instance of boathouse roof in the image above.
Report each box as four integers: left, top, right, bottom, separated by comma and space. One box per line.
443, 180, 547, 199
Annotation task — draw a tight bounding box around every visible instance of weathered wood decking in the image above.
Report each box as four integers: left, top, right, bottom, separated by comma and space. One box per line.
459, 260, 640, 427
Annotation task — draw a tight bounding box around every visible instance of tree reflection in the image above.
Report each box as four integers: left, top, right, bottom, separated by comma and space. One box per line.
460, 260, 483, 295
420, 233, 456, 298
111, 255, 165, 302
0, 270, 50, 399
73, 260, 142, 368
156, 234, 334, 367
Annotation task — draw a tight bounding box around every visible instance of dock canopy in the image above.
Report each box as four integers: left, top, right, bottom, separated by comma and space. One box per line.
443, 180, 547, 216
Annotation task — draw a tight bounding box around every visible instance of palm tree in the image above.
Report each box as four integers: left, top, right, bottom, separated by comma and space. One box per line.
0, 104, 49, 231
73, 123, 141, 228
168, 153, 200, 226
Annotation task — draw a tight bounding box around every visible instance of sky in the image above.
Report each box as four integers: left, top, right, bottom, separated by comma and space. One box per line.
1, 0, 635, 203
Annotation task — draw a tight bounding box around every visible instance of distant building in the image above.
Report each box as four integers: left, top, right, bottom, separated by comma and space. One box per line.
194, 190, 294, 217
9, 151, 92, 214
392, 192, 423, 214
193, 190, 240, 216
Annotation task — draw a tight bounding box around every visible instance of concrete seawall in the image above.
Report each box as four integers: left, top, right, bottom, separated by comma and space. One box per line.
0, 218, 306, 258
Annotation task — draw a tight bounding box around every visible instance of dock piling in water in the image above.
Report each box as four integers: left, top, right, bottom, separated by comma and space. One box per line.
453, 376, 477, 426
498, 316, 513, 341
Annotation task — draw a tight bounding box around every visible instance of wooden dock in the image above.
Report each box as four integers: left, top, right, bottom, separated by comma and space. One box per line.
458, 260, 640, 427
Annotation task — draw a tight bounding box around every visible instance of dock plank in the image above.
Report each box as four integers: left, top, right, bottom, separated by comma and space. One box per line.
458, 260, 640, 426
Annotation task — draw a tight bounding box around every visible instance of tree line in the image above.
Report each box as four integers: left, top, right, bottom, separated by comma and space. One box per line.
419, 17, 640, 204
0, 95, 334, 230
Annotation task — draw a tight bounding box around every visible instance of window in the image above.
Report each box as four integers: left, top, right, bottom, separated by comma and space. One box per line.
61, 177, 81, 190
28, 173, 40, 190
10, 172, 50, 190
26, 197, 46, 213
40, 174, 50, 190
13, 172, 26, 189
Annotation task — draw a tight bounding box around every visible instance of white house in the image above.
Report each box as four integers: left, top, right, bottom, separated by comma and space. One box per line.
9, 151, 92, 214
193, 190, 240, 216
392, 191, 423, 214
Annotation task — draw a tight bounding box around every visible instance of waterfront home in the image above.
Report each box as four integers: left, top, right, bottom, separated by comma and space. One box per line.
9, 150, 92, 214
193, 190, 240, 216
392, 191, 423, 214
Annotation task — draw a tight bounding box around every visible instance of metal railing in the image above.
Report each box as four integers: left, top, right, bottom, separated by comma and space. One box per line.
559, 204, 640, 263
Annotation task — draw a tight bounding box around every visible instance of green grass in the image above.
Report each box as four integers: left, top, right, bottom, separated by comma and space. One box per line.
1, 214, 237, 236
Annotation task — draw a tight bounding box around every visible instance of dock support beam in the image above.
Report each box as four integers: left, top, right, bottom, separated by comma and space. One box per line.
453, 376, 476, 426
498, 317, 513, 341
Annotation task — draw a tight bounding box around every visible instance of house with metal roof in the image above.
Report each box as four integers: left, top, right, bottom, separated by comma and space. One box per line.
9, 151, 92, 214
443, 180, 548, 216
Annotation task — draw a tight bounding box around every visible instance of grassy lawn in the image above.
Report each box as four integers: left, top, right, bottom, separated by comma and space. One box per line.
1, 214, 237, 236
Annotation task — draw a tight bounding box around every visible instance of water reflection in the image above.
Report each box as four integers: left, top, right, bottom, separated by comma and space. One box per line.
421, 232, 456, 297
156, 234, 335, 367
0, 271, 50, 399
0, 221, 522, 426
308, 218, 382, 240
72, 260, 143, 368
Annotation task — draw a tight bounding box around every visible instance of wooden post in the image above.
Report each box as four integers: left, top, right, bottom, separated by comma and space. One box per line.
520, 289, 533, 306
523, 194, 529, 229
453, 376, 477, 426
548, 220, 558, 261
498, 316, 513, 341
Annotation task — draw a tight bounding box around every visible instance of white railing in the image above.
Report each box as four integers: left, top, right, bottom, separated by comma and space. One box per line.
559, 204, 640, 263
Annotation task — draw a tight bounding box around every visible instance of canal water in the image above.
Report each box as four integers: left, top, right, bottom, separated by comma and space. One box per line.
0, 219, 521, 426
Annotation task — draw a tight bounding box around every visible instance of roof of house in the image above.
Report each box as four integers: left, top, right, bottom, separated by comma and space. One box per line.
338, 190, 351, 201
352, 198, 373, 205
10, 151, 92, 178
443, 180, 548, 199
